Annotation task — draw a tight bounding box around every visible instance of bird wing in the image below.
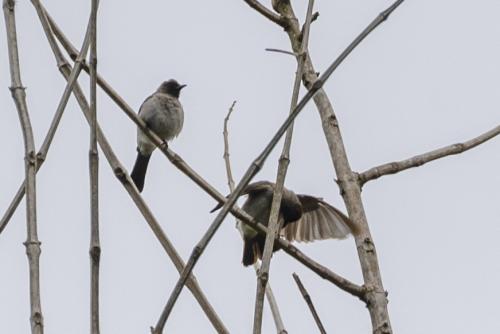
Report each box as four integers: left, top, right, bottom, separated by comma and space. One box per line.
279, 195, 354, 243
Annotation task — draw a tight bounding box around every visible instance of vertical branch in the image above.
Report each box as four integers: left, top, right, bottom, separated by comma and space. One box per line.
35, 7, 228, 332
223, 101, 237, 191
3, 0, 44, 332
266, 1, 405, 333
222, 102, 288, 334
253, 1, 314, 333
88, 0, 100, 333
0, 0, 95, 236
292, 273, 327, 334
48, 1, 365, 302
153, 0, 396, 323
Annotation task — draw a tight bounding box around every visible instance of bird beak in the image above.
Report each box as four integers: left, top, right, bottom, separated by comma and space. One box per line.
179, 84, 187, 90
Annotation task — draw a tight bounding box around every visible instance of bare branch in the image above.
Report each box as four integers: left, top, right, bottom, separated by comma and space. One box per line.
265, 48, 297, 57
243, 0, 286, 27
3, 0, 43, 332
153, 0, 389, 321
358, 125, 500, 185
254, 1, 315, 332
269, 1, 406, 333
34, 5, 229, 334
292, 273, 327, 334
223, 101, 237, 192
88, 0, 101, 333
46, 12, 365, 322
222, 102, 288, 334
0, 0, 93, 236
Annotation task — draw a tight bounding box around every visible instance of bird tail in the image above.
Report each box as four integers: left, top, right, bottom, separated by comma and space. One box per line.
131, 151, 151, 192
242, 239, 261, 267
242, 236, 280, 267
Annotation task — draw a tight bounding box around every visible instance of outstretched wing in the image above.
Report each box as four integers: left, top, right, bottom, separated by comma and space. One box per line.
279, 195, 355, 243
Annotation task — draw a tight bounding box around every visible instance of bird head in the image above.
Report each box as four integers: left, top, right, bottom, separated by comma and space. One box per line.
158, 79, 187, 98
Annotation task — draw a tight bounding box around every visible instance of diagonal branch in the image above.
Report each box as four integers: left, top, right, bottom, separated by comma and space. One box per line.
3, 0, 43, 332
255, 1, 406, 333
0, 0, 94, 236
88, 0, 101, 333
222, 102, 288, 334
254, 1, 314, 333
358, 124, 500, 186
292, 273, 327, 334
152, 0, 392, 322
32, 4, 229, 334
243, 0, 286, 27
45, 7, 365, 309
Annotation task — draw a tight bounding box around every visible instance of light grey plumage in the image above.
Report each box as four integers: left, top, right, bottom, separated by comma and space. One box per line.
131, 79, 185, 192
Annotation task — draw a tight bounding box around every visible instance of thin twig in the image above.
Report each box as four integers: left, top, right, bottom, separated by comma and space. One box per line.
88, 0, 100, 333
253, 1, 315, 333
153, 0, 386, 322
222, 102, 288, 334
0, 0, 94, 235
250, 1, 406, 333
292, 273, 327, 334
35, 6, 229, 334
243, 0, 286, 27
358, 125, 500, 185
3, 0, 43, 332
265, 48, 297, 57
223, 101, 237, 192
46, 11, 365, 305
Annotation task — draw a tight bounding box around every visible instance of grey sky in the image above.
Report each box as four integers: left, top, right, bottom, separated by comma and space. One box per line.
1, 0, 499, 333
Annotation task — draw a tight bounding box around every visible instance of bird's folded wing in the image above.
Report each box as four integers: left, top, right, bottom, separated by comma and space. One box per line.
279, 195, 354, 243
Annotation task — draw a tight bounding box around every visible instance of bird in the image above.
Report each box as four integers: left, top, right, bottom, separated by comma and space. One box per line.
211, 181, 358, 266
130, 79, 186, 192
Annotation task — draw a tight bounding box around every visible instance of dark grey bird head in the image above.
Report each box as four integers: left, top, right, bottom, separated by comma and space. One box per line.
157, 79, 186, 98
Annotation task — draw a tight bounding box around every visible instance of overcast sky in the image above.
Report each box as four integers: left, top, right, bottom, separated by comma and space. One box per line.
1, 1, 499, 333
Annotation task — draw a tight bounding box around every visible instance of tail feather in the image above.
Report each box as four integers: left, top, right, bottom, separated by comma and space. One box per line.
242, 239, 260, 266
131, 151, 151, 192
243, 236, 281, 267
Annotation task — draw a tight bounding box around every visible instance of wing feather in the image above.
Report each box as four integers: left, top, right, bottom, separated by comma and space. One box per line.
280, 195, 355, 243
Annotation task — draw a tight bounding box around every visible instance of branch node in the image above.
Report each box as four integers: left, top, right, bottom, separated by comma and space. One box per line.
36, 152, 46, 164
3, 0, 15, 11
89, 245, 101, 262
23, 240, 42, 247
257, 270, 269, 282
25, 150, 37, 166
31, 311, 44, 326
159, 140, 169, 151
362, 237, 375, 253
113, 166, 126, 181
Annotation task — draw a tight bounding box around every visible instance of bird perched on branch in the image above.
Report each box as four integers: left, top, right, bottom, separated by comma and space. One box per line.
131, 79, 186, 192
211, 181, 358, 266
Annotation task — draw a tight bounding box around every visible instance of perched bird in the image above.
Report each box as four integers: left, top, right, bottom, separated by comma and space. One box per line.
212, 181, 358, 266
131, 79, 186, 192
